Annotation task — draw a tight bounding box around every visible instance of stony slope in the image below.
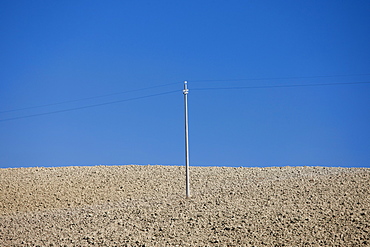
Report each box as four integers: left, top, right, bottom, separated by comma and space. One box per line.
1, 165, 369, 246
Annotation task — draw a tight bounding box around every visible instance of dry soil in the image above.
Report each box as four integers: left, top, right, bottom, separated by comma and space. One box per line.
0, 165, 369, 246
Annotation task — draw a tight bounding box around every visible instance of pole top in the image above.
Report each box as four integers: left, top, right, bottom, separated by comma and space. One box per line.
183, 81, 189, 94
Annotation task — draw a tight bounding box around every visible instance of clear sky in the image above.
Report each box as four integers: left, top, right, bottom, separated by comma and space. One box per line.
1, 0, 370, 168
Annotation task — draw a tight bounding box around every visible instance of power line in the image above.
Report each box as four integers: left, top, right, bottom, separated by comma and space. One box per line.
2, 80, 369, 122
0, 90, 179, 122
189, 73, 370, 83
0, 82, 182, 114
192, 81, 370, 91
3, 74, 369, 113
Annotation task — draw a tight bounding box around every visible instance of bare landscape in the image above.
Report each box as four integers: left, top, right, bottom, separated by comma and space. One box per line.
0, 165, 369, 246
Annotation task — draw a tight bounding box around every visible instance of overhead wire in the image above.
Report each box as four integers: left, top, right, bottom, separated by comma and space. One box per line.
1, 76, 369, 122
191, 81, 370, 91
3, 74, 368, 114
189, 73, 370, 83
0, 90, 179, 122
0, 82, 182, 114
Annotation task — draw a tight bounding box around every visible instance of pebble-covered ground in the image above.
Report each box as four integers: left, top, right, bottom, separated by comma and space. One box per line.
0, 165, 369, 246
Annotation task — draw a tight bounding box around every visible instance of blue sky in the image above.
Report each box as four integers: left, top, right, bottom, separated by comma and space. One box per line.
1, 0, 369, 168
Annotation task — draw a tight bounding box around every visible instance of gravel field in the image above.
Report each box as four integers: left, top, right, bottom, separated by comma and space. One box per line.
0, 165, 369, 246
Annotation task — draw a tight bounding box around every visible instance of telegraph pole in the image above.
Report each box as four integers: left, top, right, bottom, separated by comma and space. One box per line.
183, 81, 190, 198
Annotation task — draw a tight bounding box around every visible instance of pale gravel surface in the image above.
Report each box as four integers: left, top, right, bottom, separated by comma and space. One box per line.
0, 165, 369, 246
